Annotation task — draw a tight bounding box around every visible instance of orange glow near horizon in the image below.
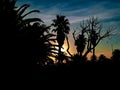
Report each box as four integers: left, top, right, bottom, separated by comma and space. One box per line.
62, 33, 112, 60
62, 33, 77, 55
87, 51, 112, 60
52, 33, 113, 61
64, 43, 112, 60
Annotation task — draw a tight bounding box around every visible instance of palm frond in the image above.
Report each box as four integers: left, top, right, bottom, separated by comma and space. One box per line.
17, 4, 30, 16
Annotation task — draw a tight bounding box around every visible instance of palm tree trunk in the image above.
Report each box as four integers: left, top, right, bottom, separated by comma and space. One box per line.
58, 45, 61, 64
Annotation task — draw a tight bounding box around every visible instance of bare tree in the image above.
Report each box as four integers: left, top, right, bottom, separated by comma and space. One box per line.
73, 17, 113, 59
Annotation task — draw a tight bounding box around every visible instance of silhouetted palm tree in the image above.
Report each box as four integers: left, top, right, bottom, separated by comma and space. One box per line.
16, 3, 42, 35
52, 15, 70, 64
14, 2, 43, 67
31, 23, 57, 66
0, 0, 42, 34
0, 0, 43, 72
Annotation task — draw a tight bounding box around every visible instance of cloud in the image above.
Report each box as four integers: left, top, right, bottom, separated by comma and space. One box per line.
17, 0, 120, 26
36, 14, 54, 24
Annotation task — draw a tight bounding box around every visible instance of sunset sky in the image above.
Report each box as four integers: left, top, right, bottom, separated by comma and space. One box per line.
17, 0, 120, 58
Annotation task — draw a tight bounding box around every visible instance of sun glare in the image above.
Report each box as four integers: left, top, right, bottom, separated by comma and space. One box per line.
55, 46, 66, 53
61, 47, 65, 52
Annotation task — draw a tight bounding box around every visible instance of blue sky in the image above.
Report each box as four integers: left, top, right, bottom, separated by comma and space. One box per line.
17, 0, 120, 24
17, 0, 120, 57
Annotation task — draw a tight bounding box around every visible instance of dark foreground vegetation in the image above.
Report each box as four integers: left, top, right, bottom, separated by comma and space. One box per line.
1, 0, 120, 77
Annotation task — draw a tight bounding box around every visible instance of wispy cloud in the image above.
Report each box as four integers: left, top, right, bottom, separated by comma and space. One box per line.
17, 0, 120, 24
17, 0, 120, 28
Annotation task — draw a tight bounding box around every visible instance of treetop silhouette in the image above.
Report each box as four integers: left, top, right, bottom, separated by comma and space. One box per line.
73, 17, 113, 60
51, 15, 70, 64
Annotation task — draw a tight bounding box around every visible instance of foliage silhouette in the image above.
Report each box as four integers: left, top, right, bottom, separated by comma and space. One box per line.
90, 54, 97, 62
1, 0, 57, 73
111, 49, 120, 64
30, 23, 57, 66
98, 54, 112, 64
73, 30, 86, 57
73, 17, 113, 60
51, 15, 70, 64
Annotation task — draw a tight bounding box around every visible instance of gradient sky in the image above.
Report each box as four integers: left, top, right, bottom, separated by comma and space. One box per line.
17, 0, 120, 58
